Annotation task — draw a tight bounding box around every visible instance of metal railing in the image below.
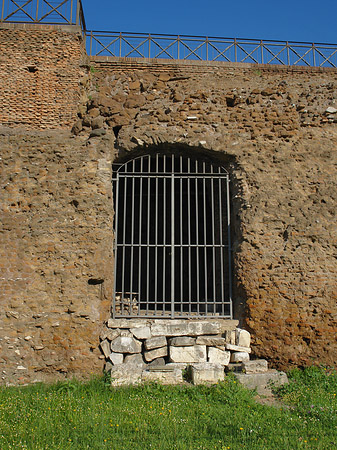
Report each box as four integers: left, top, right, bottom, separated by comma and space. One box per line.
86, 31, 337, 68
1, 0, 85, 28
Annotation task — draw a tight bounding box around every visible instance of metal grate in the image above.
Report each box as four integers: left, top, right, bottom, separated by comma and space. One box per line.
112, 154, 232, 319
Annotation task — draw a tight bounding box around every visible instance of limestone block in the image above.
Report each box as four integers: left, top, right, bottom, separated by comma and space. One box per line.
219, 320, 239, 332
110, 336, 142, 354
151, 321, 221, 337
144, 346, 168, 362
166, 362, 188, 370
105, 361, 113, 372
225, 343, 251, 353
124, 353, 146, 368
191, 363, 224, 385
235, 328, 251, 348
196, 336, 226, 346
148, 357, 166, 367
169, 336, 195, 346
242, 359, 268, 374
111, 364, 142, 386
100, 339, 111, 358
224, 330, 236, 344
230, 352, 250, 363
208, 347, 231, 366
107, 318, 149, 329
169, 345, 207, 363
108, 352, 124, 365
131, 327, 151, 340
145, 336, 167, 350
142, 368, 183, 384
233, 371, 288, 395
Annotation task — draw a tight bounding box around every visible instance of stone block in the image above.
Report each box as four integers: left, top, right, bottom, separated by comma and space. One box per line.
191, 363, 224, 385
225, 343, 251, 353
169, 345, 207, 363
166, 362, 188, 370
142, 368, 183, 385
169, 336, 195, 346
110, 336, 142, 354
151, 321, 221, 337
131, 327, 151, 340
108, 352, 124, 365
235, 328, 251, 347
224, 330, 236, 344
124, 353, 146, 368
242, 359, 268, 374
148, 357, 166, 367
145, 336, 167, 350
233, 371, 288, 395
230, 352, 250, 363
144, 346, 168, 362
219, 320, 239, 332
208, 347, 231, 366
100, 339, 111, 358
196, 336, 226, 346
111, 364, 142, 386
107, 318, 149, 329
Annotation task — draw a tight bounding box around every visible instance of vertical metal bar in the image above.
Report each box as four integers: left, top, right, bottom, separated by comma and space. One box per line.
187, 158, 191, 314
287, 42, 290, 65
119, 32, 122, 58
163, 155, 166, 311
155, 154, 159, 314
171, 154, 175, 318
1, 0, 5, 21
138, 156, 143, 316
177, 35, 180, 60
260, 40, 264, 64
180, 156, 183, 314
121, 171, 128, 312
226, 175, 233, 319
35, 0, 39, 21
129, 159, 135, 315
75, 0, 80, 25
234, 38, 237, 62
202, 163, 208, 312
146, 155, 151, 315
206, 37, 209, 61
195, 161, 200, 315
148, 34, 151, 58
112, 172, 120, 317
210, 165, 216, 315
312, 43, 316, 66
90, 30, 93, 56
218, 170, 225, 313
70, 0, 73, 24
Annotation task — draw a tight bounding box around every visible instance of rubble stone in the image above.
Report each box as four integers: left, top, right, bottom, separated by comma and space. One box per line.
110, 336, 142, 354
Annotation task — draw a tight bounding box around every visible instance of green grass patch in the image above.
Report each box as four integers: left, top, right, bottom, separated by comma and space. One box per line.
0, 367, 336, 450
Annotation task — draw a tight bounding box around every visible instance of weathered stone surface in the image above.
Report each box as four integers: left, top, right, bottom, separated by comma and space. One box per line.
208, 348, 231, 366
225, 344, 251, 354
108, 319, 149, 329
191, 363, 225, 385
233, 371, 288, 395
224, 330, 236, 345
111, 364, 143, 386
169, 336, 196, 346
235, 329, 251, 348
100, 339, 111, 358
110, 336, 142, 354
170, 345, 207, 363
144, 346, 168, 362
108, 352, 124, 365
145, 336, 167, 350
242, 359, 268, 374
230, 352, 250, 363
325, 106, 337, 114
151, 321, 221, 337
148, 357, 166, 367
196, 336, 226, 346
124, 353, 146, 368
142, 368, 183, 384
131, 327, 151, 340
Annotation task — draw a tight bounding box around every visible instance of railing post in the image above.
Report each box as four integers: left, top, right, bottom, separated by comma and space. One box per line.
35, 0, 39, 22
177, 35, 180, 60
90, 30, 93, 56
260, 40, 263, 64
234, 38, 237, 62
312, 43, 316, 66
70, 0, 73, 24
76, 0, 80, 25
119, 32, 122, 57
286, 41, 290, 65
148, 34, 151, 58
1, 0, 5, 21
206, 36, 208, 61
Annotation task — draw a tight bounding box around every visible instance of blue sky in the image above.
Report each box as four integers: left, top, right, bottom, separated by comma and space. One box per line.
81, 0, 337, 44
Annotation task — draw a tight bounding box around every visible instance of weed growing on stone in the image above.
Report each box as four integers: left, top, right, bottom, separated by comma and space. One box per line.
0, 367, 335, 450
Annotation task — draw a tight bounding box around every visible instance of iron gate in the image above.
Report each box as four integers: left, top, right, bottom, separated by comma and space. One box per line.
112, 153, 232, 318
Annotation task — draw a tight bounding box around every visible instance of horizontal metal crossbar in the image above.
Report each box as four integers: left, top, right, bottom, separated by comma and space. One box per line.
1, 0, 86, 28
86, 30, 337, 68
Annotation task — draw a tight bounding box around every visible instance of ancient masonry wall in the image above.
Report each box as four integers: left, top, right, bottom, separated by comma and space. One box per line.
0, 24, 336, 384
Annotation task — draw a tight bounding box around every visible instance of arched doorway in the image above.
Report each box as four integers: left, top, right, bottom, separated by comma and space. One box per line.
112, 152, 232, 318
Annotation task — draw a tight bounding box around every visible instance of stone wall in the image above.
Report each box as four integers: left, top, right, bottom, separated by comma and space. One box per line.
0, 24, 336, 384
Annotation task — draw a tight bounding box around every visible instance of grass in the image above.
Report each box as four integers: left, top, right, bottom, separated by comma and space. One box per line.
0, 366, 336, 450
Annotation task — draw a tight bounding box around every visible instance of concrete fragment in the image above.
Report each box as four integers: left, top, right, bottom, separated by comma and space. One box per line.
145, 336, 167, 350
110, 336, 142, 354
196, 336, 226, 346
142, 368, 183, 384
235, 328, 251, 347
230, 352, 250, 363
233, 370, 288, 395
111, 364, 142, 386
131, 326, 151, 340
242, 359, 268, 373
144, 346, 168, 362
225, 343, 251, 353
191, 363, 224, 385
100, 339, 111, 358
170, 345, 207, 363
208, 347, 231, 366
169, 336, 195, 346
108, 352, 124, 365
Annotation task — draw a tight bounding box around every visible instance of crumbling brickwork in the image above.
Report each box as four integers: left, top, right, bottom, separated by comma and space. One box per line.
0, 24, 336, 384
